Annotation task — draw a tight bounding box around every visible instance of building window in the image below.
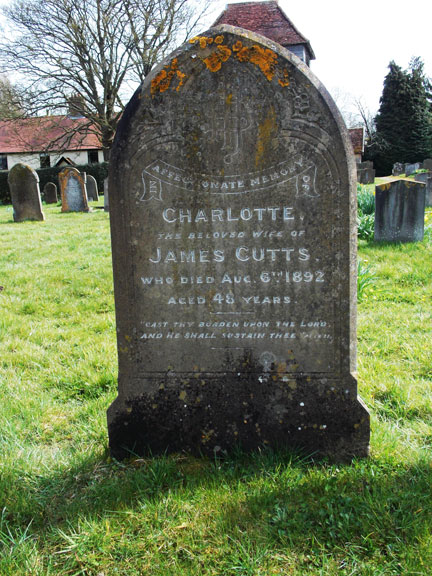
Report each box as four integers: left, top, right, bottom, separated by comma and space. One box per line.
0, 155, 7, 170
87, 150, 99, 164
40, 153, 51, 168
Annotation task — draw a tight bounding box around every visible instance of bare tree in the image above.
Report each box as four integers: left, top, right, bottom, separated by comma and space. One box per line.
0, 76, 26, 119
0, 0, 210, 156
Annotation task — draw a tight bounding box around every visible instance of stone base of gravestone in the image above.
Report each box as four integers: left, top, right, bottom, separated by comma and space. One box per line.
392, 162, 404, 176
108, 373, 370, 460
415, 172, 432, 207
375, 180, 426, 242
43, 182, 58, 204
8, 163, 45, 222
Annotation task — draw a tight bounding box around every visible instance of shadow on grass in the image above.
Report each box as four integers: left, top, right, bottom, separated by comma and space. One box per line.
3, 447, 432, 561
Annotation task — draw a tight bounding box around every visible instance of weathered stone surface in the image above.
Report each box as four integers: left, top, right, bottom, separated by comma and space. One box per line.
357, 167, 375, 184
415, 172, 432, 207
107, 26, 370, 460
392, 162, 404, 176
375, 179, 426, 242
423, 159, 432, 171
43, 182, 58, 204
59, 167, 89, 212
8, 163, 44, 222
405, 162, 421, 176
86, 174, 99, 201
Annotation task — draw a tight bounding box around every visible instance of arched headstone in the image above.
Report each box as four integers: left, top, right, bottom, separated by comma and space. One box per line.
43, 182, 58, 204
107, 27, 370, 459
8, 163, 45, 222
59, 167, 89, 212
86, 174, 99, 201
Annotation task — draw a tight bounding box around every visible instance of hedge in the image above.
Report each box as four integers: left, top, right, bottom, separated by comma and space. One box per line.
0, 162, 109, 205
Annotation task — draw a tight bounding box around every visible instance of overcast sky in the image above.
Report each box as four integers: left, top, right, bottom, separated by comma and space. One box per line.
205, 0, 432, 118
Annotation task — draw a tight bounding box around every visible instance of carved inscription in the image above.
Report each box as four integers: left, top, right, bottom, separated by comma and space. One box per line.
134, 153, 337, 373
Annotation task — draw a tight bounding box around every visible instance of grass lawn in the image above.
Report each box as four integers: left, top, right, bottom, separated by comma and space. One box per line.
0, 200, 431, 575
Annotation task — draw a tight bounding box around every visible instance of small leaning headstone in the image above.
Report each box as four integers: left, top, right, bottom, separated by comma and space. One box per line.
59, 167, 90, 212
86, 175, 99, 202
375, 179, 426, 242
43, 182, 58, 204
107, 26, 370, 460
8, 163, 45, 222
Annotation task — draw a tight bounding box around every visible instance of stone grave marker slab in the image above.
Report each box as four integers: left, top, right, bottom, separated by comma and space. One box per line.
59, 167, 90, 212
405, 162, 421, 176
86, 174, 99, 202
392, 162, 404, 176
375, 179, 426, 242
43, 181, 58, 204
423, 159, 432, 171
107, 26, 370, 460
104, 178, 109, 212
415, 172, 432, 207
8, 163, 45, 222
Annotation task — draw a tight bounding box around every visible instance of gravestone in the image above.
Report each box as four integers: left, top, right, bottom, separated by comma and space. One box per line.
104, 178, 109, 212
357, 161, 375, 184
415, 172, 432, 207
392, 162, 404, 176
8, 163, 45, 222
423, 158, 432, 171
43, 182, 58, 204
107, 26, 370, 460
404, 162, 420, 176
86, 174, 99, 202
375, 180, 426, 242
59, 167, 90, 212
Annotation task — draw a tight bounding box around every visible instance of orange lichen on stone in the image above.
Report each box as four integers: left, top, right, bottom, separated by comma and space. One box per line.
189, 36, 213, 48
203, 44, 232, 72
214, 35, 224, 44
151, 58, 186, 95
235, 45, 277, 81
278, 68, 290, 87
232, 40, 243, 52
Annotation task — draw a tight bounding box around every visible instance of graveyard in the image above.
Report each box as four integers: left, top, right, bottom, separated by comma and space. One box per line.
0, 13, 431, 576
0, 189, 431, 574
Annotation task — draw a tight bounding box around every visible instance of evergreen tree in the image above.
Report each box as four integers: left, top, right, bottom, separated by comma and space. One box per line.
366, 59, 432, 176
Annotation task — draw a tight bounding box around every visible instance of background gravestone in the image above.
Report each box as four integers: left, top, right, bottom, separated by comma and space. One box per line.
356, 161, 375, 184
423, 159, 432, 171
415, 172, 432, 207
59, 167, 90, 212
43, 181, 58, 204
405, 162, 421, 176
392, 162, 404, 176
104, 178, 109, 212
107, 26, 370, 460
86, 174, 99, 202
8, 163, 45, 222
375, 180, 426, 242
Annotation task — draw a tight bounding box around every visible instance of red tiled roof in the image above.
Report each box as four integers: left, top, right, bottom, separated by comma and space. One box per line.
349, 128, 365, 155
214, 1, 315, 60
0, 116, 102, 154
